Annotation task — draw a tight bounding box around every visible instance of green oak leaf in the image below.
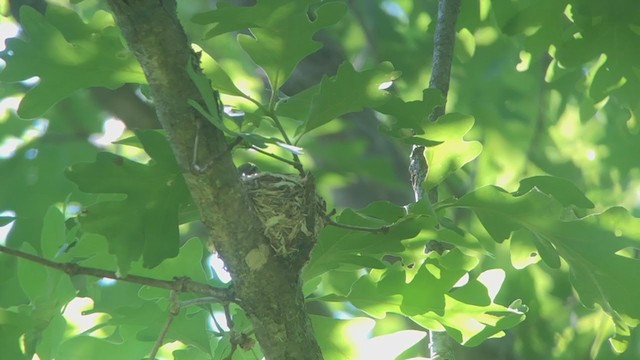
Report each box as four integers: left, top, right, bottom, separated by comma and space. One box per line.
65, 130, 191, 273
193, 0, 303, 37
452, 185, 640, 351
509, 228, 542, 270
57, 331, 149, 360
194, 0, 346, 92
304, 62, 399, 135
554, 1, 640, 107
238, 2, 346, 91
278, 62, 399, 137
401, 250, 480, 317
173, 346, 212, 360
16, 243, 48, 302
424, 113, 483, 190
0, 5, 144, 118
171, 343, 212, 360
329, 260, 525, 345
0, 309, 36, 360
303, 201, 428, 281
513, 175, 594, 209
200, 50, 248, 98
375, 88, 444, 140
41, 206, 66, 259
311, 316, 372, 360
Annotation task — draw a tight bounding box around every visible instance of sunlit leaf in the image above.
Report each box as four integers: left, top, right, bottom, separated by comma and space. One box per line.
311, 315, 373, 360
424, 113, 482, 190
453, 185, 640, 350
513, 175, 594, 209
334, 257, 526, 346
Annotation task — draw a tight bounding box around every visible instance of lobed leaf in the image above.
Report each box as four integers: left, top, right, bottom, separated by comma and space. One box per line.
194, 0, 346, 92
65, 131, 191, 273
0, 5, 144, 118
424, 113, 483, 190
332, 258, 525, 346
453, 183, 640, 350
276, 62, 400, 137
375, 88, 444, 140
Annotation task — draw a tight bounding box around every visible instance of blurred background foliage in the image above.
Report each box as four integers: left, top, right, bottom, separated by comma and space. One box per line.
1, 0, 640, 359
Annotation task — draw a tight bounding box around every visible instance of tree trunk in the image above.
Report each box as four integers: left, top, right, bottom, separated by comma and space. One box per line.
106, 1, 322, 358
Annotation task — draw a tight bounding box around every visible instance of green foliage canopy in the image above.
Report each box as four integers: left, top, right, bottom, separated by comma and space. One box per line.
1, 0, 640, 359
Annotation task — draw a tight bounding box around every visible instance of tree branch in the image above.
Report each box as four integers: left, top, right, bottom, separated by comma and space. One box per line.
421, 0, 462, 359
428, 0, 461, 121
90, 85, 161, 129
0, 244, 233, 301
105, 1, 322, 358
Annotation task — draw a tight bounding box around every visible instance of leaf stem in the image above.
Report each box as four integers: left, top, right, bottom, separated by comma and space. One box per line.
249, 145, 302, 171
325, 218, 390, 233
148, 280, 184, 360
239, 94, 305, 174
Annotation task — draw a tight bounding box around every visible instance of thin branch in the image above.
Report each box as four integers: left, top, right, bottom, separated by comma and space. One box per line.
266, 112, 305, 174
0, 244, 234, 302
428, 0, 462, 121
325, 218, 390, 234
237, 93, 304, 174
249, 145, 300, 169
211, 311, 227, 334
224, 303, 235, 330
148, 279, 184, 360
421, 1, 462, 359
180, 297, 221, 307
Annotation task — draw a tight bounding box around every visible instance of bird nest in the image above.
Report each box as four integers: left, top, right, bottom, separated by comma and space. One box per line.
242, 172, 326, 257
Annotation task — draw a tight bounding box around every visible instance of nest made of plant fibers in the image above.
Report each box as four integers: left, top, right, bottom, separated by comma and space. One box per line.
242, 172, 326, 257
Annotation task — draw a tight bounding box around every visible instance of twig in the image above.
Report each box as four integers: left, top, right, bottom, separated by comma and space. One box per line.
180, 297, 220, 307
224, 303, 235, 330
148, 278, 185, 360
325, 218, 390, 234
238, 92, 305, 175
249, 145, 301, 170
266, 112, 305, 175
211, 310, 226, 335
224, 303, 238, 360
0, 244, 234, 302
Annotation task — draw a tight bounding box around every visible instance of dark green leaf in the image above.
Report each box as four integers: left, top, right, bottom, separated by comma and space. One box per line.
376, 88, 444, 138
195, 0, 346, 91
0, 5, 144, 118
65, 131, 190, 273
302, 62, 400, 135
303, 201, 427, 281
